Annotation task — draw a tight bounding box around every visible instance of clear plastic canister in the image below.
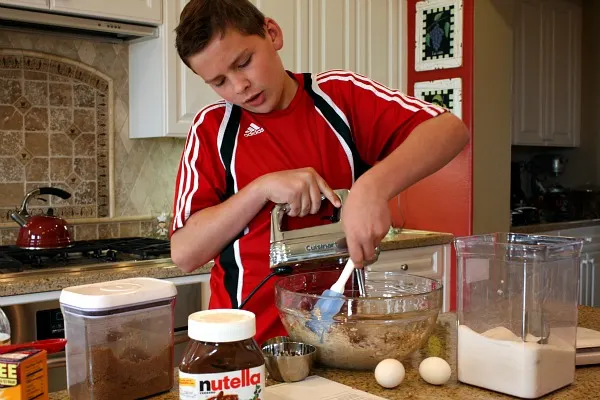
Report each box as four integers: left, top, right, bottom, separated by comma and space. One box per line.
454, 233, 583, 399
60, 277, 177, 400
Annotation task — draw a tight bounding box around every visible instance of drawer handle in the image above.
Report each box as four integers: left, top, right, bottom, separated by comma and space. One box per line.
401, 264, 408, 271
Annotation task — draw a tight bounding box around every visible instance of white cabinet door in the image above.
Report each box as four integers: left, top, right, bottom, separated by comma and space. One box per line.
307, 0, 404, 90
0, 0, 48, 9
252, 0, 309, 73
544, 0, 581, 146
512, 0, 545, 146
512, 0, 581, 147
130, 0, 215, 138
50, 0, 162, 24
163, 0, 222, 136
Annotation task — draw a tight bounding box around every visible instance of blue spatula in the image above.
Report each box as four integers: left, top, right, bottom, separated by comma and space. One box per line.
306, 259, 356, 339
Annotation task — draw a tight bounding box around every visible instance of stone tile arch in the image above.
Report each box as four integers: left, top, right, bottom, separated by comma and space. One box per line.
0, 49, 114, 221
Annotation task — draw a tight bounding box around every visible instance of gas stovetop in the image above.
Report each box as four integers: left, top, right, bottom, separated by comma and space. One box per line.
0, 237, 171, 274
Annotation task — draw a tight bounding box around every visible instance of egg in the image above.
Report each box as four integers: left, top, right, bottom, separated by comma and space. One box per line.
374, 359, 405, 388
418, 357, 451, 385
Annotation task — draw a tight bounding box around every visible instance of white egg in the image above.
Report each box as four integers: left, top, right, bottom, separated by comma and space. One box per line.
418, 357, 451, 385
374, 358, 405, 388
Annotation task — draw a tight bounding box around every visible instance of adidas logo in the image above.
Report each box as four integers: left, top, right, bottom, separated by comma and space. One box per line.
244, 123, 264, 137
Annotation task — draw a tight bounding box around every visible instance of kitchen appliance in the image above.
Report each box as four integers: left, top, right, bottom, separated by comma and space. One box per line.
524, 154, 571, 223
0, 237, 206, 393
239, 189, 373, 310
270, 189, 354, 271
455, 233, 583, 398
0, 5, 157, 41
0, 237, 171, 274
60, 278, 176, 399
0, 307, 10, 345
10, 187, 73, 250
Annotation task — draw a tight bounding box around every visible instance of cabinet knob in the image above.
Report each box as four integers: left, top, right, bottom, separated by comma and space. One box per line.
401, 264, 408, 271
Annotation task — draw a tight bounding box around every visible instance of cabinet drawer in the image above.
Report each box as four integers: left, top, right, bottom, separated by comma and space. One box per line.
366, 245, 443, 278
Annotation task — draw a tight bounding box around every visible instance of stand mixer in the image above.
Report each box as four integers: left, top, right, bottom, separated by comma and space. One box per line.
527, 154, 570, 222
528, 154, 568, 196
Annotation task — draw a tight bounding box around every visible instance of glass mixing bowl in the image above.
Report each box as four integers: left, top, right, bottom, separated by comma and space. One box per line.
275, 269, 442, 370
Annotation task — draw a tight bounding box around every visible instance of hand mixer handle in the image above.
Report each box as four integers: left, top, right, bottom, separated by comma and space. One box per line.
270, 189, 349, 243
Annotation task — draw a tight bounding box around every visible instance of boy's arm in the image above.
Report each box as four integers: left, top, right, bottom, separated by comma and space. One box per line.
171, 179, 267, 272
171, 167, 340, 272
358, 112, 468, 201
317, 70, 469, 265
342, 112, 469, 265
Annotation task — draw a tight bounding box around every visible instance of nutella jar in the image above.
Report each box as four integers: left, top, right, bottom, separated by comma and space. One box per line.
179, 309, 265, 400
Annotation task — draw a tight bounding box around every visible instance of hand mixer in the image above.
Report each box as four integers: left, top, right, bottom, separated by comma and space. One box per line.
238, 189, 378, 310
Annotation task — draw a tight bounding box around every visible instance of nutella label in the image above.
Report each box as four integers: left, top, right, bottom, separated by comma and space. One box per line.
179, 365, 265, 400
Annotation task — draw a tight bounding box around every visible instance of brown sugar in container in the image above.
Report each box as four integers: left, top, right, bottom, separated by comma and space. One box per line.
59, 277, 177, 400
179, 309, 265, 400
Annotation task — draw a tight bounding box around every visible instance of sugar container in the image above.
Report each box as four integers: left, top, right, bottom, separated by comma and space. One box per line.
60, 277, 177, 399
454, 233, 583, 399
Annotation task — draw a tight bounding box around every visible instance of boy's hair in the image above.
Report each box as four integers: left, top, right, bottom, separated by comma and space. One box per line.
175, 0, 266, 69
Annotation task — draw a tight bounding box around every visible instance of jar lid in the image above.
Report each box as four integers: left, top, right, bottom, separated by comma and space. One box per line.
59, 277, 177, 311
188, 309, 256, 343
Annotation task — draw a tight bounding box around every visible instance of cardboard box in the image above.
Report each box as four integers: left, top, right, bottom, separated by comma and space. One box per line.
0, 349, 48, 400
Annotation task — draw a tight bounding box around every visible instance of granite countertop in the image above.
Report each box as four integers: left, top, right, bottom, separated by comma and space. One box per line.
511, 219, 600, 234
49, 306, 600, 400
0, 261, 214, 297
1, 229, 453, 298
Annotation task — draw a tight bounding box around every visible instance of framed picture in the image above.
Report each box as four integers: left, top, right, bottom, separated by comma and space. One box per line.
415, 0, 463, 71
414, 78, 462, 119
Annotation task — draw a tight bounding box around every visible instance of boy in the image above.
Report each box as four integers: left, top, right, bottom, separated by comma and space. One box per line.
170, 0, 469, 344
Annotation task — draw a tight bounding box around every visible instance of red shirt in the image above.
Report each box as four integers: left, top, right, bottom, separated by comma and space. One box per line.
171, 70, 445, 345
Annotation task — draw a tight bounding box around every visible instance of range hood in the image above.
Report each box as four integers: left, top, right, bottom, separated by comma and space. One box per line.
0, 5, 158, 42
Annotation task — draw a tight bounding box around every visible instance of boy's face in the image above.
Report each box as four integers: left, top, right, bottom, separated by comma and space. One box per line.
187, 19, 289, 114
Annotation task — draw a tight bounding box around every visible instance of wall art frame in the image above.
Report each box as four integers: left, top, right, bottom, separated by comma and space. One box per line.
414, 78, 462, 119
415, 0, 463, 71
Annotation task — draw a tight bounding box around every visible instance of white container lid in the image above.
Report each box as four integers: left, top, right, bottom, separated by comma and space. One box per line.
59, 277, 177, 311
188, 309, 256, 343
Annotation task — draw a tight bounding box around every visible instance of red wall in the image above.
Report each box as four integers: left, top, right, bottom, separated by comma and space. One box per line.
389, 0, 474, 310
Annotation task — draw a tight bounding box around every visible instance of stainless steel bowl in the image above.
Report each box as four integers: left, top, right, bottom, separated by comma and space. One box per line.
262, 342, 316, 382
262, 336, 291, 347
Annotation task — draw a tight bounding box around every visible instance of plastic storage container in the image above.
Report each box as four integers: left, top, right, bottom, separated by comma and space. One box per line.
455, 233, 583, 399
0, 307, 10, 345
60, 277, 177, 400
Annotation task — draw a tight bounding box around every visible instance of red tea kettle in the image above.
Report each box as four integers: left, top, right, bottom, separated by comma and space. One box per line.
9, 187, 73, 250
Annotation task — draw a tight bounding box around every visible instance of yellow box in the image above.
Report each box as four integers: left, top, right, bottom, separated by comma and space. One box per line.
0, 349, 48, 400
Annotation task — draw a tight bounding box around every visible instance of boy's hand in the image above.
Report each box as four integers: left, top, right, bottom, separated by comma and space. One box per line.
257, 167, 341, 217
342, 179, 391, 267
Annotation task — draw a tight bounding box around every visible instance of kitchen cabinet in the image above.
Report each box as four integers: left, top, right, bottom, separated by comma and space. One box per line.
129, 0, 406, 138
365, 244, 451, 312
542, 225, 600, 306
49, 0, 162, 25
512, 0, 581, 147
0, 0, 48, 9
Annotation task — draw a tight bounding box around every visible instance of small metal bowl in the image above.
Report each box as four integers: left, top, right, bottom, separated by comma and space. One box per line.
262, 341, 316, 382
262, 336, 291, 347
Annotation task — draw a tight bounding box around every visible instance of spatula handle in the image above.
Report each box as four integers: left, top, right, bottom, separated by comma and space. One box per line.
330, 259, 355, 294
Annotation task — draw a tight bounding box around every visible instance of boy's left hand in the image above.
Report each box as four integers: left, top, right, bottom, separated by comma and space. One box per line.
342, 180, 391, 267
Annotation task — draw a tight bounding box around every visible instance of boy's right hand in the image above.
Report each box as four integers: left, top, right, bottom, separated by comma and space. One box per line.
257, 167, 341, 217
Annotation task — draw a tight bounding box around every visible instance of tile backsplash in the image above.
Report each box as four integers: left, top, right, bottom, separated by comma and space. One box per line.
0, 29, 184, 241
